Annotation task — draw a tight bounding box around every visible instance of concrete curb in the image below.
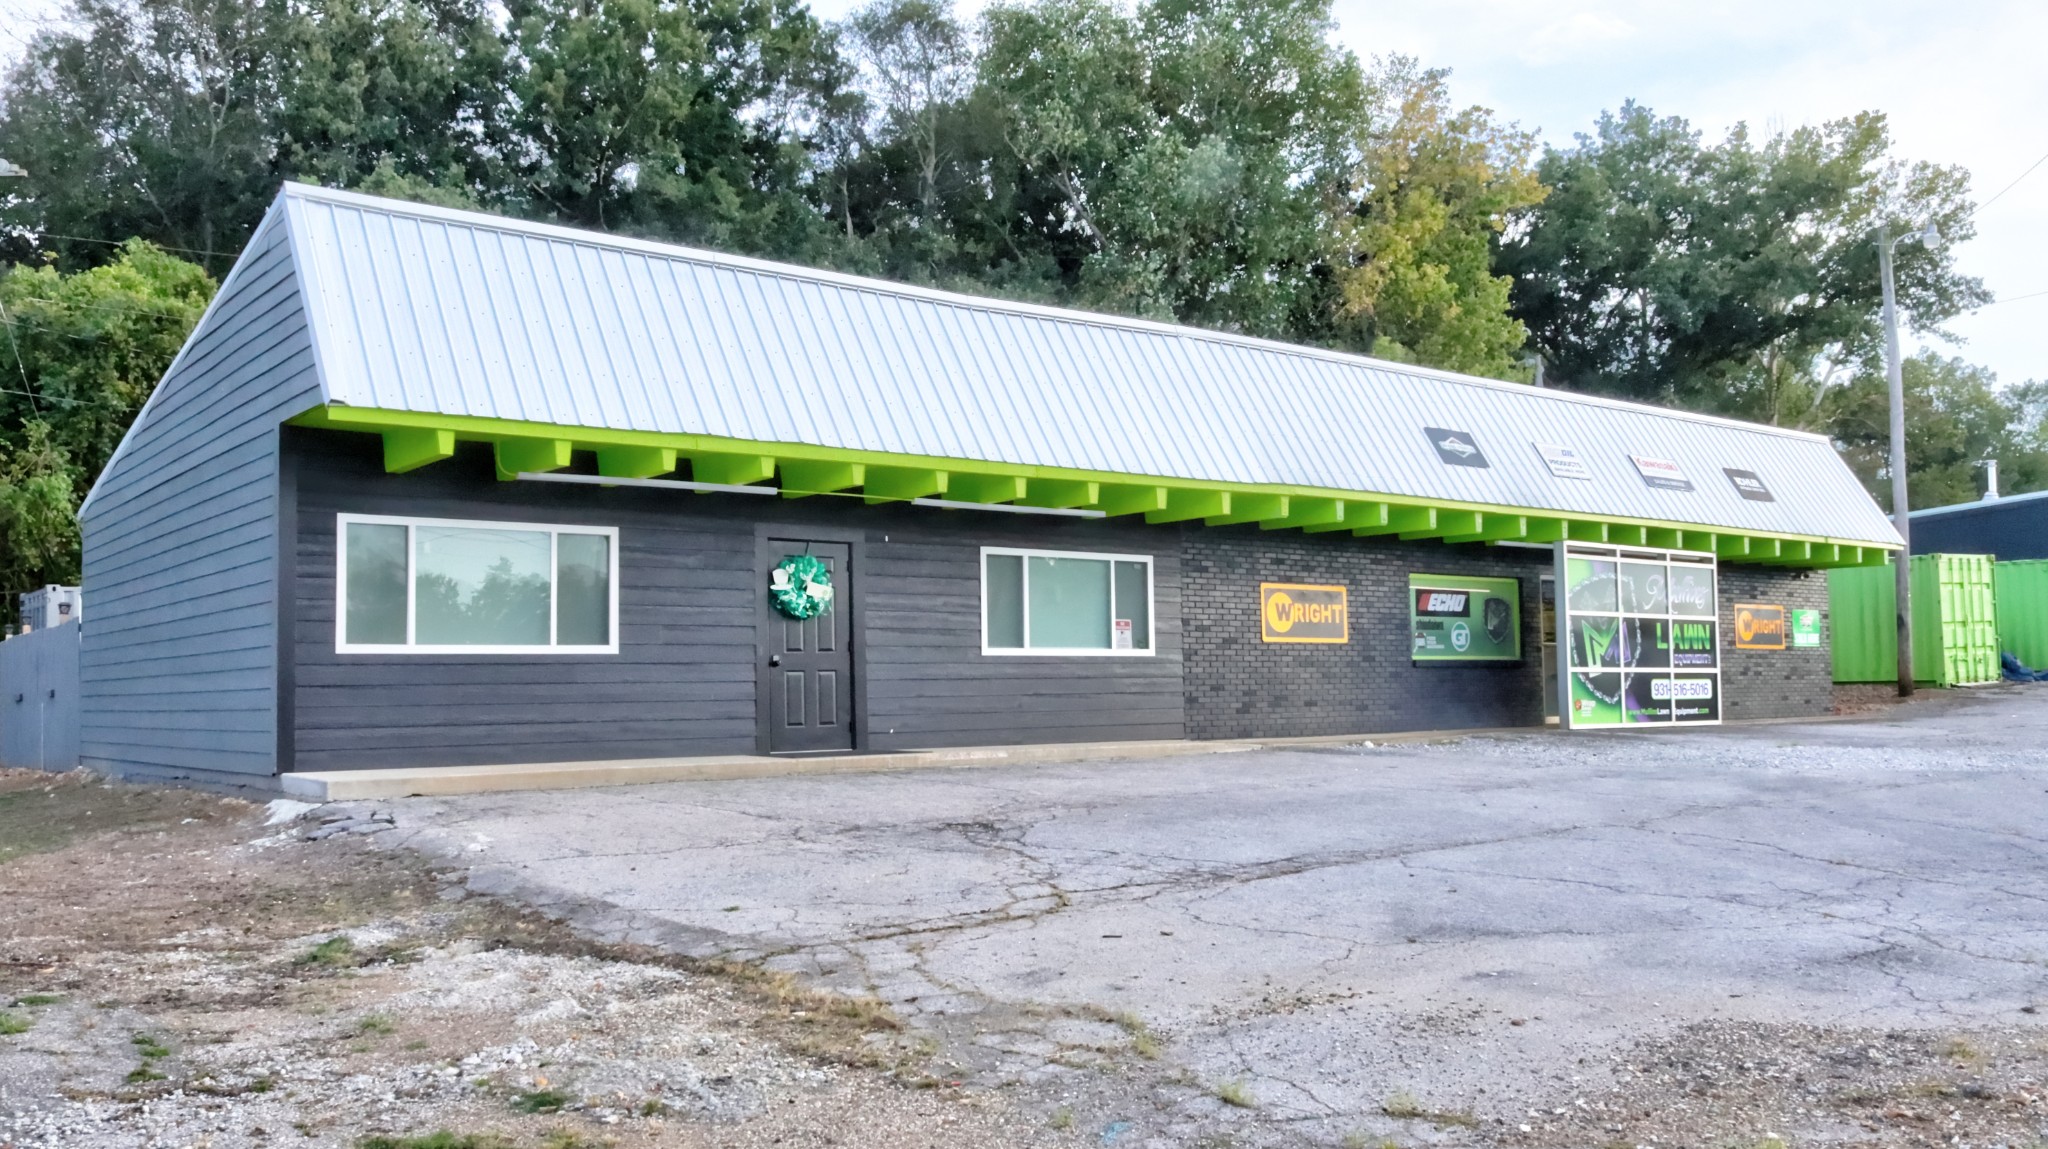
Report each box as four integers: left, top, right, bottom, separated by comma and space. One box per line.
279, 725, 1543, 800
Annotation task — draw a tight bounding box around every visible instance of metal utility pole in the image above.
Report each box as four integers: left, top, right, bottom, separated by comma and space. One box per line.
1875, 222, 1937, 697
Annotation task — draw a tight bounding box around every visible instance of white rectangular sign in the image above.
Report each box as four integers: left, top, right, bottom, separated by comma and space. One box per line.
1630, 455, 1694, 492
1535, 443, 1594, 481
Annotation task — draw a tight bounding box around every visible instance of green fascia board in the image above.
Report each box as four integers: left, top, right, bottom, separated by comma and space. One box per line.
1096, 484, 1170, 517
1268, 497, 1343, 530
1402, 508, 1478, 541
863, 466, 947, 504
494, 437, 572, 479
948, 473, 1027, 504
1020, 478, 1100, 509
1145, 489, 1229, 524
1353, 504, 1433, 538
692, 453, 776, 486
1206, 493, 1287, 526
597, 445, 677, 479
1522, 518, 1569, 544
382, 427, 454, 473
1445, 514, 1529, 544
289, 405, 1895, 568
782, 459, 865, 497
1343, 502, 1391, 533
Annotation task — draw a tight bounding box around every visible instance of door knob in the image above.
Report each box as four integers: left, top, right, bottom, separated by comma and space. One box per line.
769, 655, 782, 666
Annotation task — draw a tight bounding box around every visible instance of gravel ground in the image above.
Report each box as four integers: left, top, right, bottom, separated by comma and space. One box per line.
9, 687, 2048, 1149
0, 770, 1062, 1149
384, 685, 2048, 1148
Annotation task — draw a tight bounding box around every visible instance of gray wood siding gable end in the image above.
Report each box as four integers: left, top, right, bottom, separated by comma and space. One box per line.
78, 216, 323, 783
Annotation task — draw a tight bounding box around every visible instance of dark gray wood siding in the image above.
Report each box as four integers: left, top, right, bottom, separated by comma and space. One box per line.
77, 215, 322, 784
287, 429, 1186, 769
860, 531, 1183, 749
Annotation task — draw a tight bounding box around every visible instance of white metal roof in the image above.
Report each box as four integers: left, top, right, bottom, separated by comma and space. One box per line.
273, 183, 1899, 546
1911, 489, 2048, 518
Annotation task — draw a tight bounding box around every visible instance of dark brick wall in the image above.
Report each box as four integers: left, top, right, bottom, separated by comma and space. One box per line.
1719, 564, 1833, 721
1181, 527, 1551, 739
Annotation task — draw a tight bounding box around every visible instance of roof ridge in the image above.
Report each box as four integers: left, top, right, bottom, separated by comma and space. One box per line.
1911, 487, 2048, 517
276, 181, 1833, 447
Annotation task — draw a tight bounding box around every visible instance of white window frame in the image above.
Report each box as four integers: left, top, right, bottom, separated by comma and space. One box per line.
335, 512, 621, 655
979, 545, 1156, 657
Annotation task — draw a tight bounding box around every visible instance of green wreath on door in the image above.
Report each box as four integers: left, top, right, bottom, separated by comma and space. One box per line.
769, 554, 835, 619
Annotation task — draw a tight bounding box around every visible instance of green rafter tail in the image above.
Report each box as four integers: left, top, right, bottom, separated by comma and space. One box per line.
286, 405, 1893, 568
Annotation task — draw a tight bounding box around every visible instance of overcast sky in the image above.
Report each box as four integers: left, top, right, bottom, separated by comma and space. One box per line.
4, 0, 2041, 386
810, 0, 2048, 389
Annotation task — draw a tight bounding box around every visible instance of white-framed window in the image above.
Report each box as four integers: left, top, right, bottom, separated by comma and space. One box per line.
335, 513, 620, 654
981, 546, 1154, 656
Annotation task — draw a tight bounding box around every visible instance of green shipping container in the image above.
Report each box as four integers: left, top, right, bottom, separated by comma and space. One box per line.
1828, 554, 2000, 686
1995, 560, 2048, 670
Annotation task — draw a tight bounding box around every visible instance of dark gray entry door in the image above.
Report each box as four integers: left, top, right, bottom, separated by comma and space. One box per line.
765, 539, 854, 754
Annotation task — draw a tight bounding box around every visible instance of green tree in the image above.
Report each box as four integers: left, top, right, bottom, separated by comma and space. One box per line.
0, 0, 288, 272
844, 0, 971, 238
0, 241, 215, 602
1498, 104, 1987, 421
1321, 59, 1543, 377
0, 422, 81, 606
0, 241, 217, 487
1826, 352, 2048, 511
276, 0, 509, 205
502, 0, 847, 257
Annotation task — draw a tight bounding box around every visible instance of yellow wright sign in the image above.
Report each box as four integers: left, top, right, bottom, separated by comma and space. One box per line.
1260, 583, 1349, 643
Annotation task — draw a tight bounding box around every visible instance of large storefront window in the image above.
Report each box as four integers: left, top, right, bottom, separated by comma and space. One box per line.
337, 514, 617, 653
1558, 543, 1718, 726
982, 547, 1153, 655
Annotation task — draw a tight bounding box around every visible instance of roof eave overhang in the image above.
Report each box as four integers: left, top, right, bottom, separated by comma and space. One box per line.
290, 405, 1901, 569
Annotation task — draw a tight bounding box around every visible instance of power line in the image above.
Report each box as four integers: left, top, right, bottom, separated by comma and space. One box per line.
0, 296, 38, 414
1975, 147, 2048, 218
12, 294, 202, 322
1979, 288, 2048, 308
6, 230, 231, 263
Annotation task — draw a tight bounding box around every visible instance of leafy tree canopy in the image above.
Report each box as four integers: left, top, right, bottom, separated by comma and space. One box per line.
1498, 103, 1989, 424
1827, 352, 2048, 512
0, 241, 216, 606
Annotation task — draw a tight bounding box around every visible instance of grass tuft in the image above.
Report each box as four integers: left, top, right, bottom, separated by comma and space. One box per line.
511, 1088, 573, 1114
1214, 1079, 1257, 1109
11, 994, 62, 1007
295, 935, 358, 968
1381, 1090, 1478, 1128
0, 1011, 30, 1035
354, 1013, 397, 1036
356, 1135, 513, 1149
1048, 1106, 1074, 1130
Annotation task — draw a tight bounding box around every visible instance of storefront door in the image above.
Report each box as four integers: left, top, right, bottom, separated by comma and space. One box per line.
762, 538, 855, 754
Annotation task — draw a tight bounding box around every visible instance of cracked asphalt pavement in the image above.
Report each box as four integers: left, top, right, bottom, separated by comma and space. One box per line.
391, 688, 2048, 1146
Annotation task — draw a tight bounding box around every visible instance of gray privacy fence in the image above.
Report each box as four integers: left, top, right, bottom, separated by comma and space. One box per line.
0, 622, 81, 771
